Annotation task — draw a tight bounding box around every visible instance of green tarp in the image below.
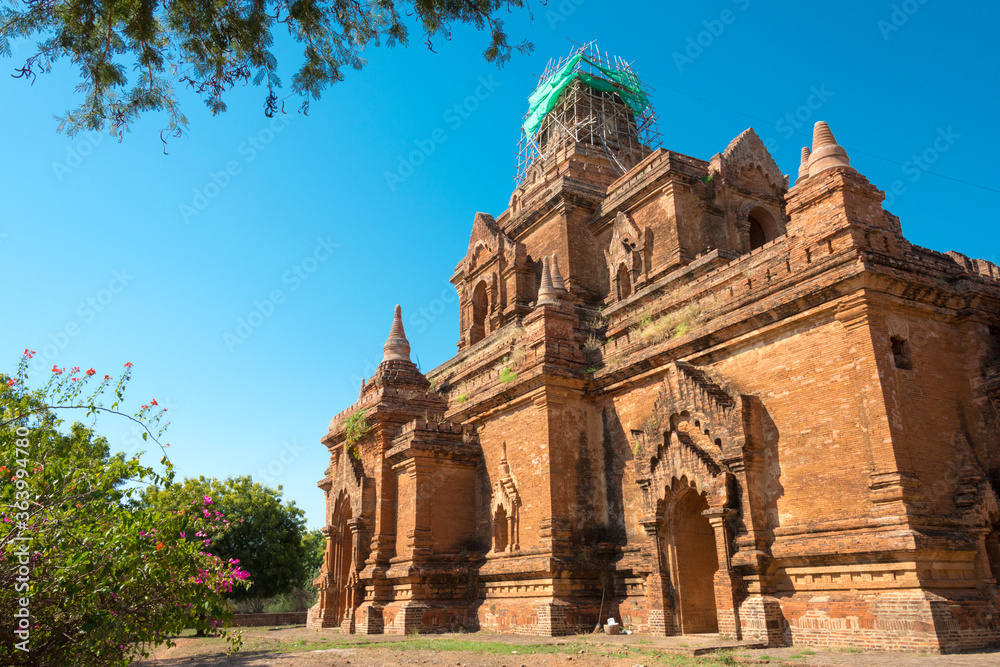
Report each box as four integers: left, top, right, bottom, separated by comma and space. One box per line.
523, 53, 650, 140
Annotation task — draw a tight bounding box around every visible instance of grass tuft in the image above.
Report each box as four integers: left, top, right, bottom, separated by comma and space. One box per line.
583, 333, 603, 352
638, 302, 707, 345
499, 367, 517, 385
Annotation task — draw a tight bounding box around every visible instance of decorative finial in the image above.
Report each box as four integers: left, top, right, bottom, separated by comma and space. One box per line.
537, 256, 558, 306
382, 304, 411, 362
796, 146, 811, 184
359, 377, 366, 399
812, 121, 836, 148
550, 253, 566, 293
499, 442, 510, 477
807, 121, 855, 177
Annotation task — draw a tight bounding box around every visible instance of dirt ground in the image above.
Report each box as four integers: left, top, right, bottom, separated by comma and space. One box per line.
133, 626, 1000, 667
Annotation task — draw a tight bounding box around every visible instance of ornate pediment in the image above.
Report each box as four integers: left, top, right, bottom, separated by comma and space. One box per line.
720, 128, 786, 196
605, 211, 643, 266
463, 212, 522, 277
466, 212, 501, 264
605, 211, 648, 298
632, 362, 763, 516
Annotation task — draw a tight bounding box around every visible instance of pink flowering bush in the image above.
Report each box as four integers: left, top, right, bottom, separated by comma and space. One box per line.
0, 351, 248, 666
142, 475, 311, 610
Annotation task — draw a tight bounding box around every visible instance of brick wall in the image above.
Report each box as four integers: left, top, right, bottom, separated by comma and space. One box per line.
309, 116, 1000, 653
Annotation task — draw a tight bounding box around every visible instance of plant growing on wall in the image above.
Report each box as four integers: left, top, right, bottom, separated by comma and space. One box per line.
500, 367, 518, 385
343, 408, 372, 459
639, 302, 708, 346
583, 334, 603, 353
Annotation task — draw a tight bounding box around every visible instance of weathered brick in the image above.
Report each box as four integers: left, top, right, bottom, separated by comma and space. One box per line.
307, 71, 1000, 654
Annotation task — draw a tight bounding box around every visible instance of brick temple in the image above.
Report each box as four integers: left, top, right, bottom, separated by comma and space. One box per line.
307, 48, 1000, 652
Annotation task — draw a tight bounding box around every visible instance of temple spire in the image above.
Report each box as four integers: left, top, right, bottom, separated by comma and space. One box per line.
808, 121, 855, 177
382, 304, 411, 362
550, 253, 566, 293
796, 146, 811, 184
537, 256, 558, 305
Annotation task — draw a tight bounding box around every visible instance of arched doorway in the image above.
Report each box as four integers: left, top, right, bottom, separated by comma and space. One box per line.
330, 499, 355, 625
749, 216, 766, 250
616, 264, 632, 300
662, 479, 719, 634
470, 281, 488, 345
747, 207, 777, 251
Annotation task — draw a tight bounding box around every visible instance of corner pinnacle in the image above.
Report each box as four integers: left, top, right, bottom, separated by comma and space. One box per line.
808, 121, 855, 177
550, 253, 567, 293
796, 146, 811, 184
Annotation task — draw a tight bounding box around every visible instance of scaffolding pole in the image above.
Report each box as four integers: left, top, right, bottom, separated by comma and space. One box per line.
514, 42, 662, 185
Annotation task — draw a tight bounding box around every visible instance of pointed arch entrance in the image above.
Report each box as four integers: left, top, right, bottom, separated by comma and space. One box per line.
661, 478, 719, 633
633, 362, 783, 642
329, 493, 359, 628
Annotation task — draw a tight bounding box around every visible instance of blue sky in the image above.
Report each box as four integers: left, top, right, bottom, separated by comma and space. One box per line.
1, 0, 997, 529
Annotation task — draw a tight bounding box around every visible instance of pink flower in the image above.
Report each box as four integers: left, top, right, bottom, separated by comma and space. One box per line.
124, 362, 133, 368
6, 379, 15, 387
85, 368, 96, 376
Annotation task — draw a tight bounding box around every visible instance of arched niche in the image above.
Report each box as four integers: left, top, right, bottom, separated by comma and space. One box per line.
747, 206, 779, 251
470, 281, 488, 345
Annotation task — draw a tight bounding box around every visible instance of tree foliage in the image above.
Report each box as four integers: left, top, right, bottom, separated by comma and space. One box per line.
0, 0, 534, 137
301, 527, 324, 583
0, 353, 248, 666
142, 475, 310, 604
